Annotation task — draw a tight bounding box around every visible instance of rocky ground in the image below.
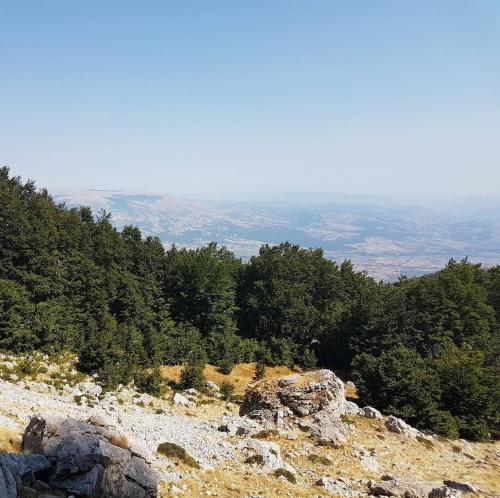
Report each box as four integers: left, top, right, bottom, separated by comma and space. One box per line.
0, 353, 499, 498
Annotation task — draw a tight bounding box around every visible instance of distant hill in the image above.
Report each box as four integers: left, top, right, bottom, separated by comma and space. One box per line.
54, 190, 500, 280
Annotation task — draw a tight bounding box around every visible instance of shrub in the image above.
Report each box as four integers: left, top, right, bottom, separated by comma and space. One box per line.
134, 367, 167, 397
157, 442, 200, 468
273, 468, 296, 484
308, 454, 332, 465
300, 348, 317, 370
217, 354, 235, 375
179, 364, 205, 390
15, 358, 41, 378
315, 439, 337, 448
340, 414, 355, 425
219, 381, 235, 401
416, 436, 434, 450
254, 429, 279, 439
244, 454, 264, 465
254, 361, 266, 381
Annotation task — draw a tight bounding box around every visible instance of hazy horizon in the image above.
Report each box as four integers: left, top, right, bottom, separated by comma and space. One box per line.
2, 1, 500, 197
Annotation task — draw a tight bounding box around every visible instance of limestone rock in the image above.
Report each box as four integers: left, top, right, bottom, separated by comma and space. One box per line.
239, 369, 354, 444
443, 480, 478, 493
352, 444, 379, 473
76, 381, 102, 398
0, 414, 18, 431
316, 477, 364, 497
206, 381, 220, 392
368, 475, 452, 498
240, 369, 347, 420
239, 437, 295, 475
361, 406, 383, 419
218, 415, 262, 437
173, 392, 195, 408
21, 414, 159, 497
305, 409, 353, 446
385, 415, 421, 438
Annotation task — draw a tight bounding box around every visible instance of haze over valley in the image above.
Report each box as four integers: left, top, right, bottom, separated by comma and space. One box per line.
55, 189, 500, 280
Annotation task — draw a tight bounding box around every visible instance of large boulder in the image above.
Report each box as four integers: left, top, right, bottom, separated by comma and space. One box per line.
368, 476, 466, 498
240, 369, 355, 444
240, 370, 347, 420
20, 414, 159, 498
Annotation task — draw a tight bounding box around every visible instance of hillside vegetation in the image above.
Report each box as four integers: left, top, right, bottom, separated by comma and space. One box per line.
0, 167, 498, 440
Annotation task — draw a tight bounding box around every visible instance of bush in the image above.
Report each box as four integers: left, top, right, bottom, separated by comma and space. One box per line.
416, 436, 434, 450
308, 454, 332, 465
219, 381, 235, 401
244, 454, 264, 465
273, 468, 296, 484
254, 361, 266, 381
179, 364, 205, 390
254, 429, 278, 439
217, 354, 235, 375
300, 348, 317, 370
157, 442, 200, 468
134, 367, 167, 397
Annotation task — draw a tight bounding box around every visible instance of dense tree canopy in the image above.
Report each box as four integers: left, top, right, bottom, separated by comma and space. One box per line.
0, 167, 498, 440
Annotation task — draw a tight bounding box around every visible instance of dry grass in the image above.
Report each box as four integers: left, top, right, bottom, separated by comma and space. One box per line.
345, 382, 358, 398
158, 466, 318, 498
161, 363, 299, 395
0, 427, 21, 453
109, 432, 129, 450
158, 416, 500, 498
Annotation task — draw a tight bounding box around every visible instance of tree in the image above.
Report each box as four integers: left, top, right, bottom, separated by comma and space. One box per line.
434, 344, 497, 440
179, 347, 207, 390
352, 347, 443, 432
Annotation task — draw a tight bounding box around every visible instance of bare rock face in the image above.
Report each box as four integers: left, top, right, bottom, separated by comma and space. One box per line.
20, 414, 159, 498
240, 369, 355, 444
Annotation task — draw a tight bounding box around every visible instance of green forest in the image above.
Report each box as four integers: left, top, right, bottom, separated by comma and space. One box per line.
0, 167, 498, 440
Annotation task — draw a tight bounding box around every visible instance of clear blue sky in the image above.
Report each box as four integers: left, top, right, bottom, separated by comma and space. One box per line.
1, 1, 499, 197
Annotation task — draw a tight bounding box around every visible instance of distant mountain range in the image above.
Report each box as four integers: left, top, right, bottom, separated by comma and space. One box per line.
53, 190, 500, 281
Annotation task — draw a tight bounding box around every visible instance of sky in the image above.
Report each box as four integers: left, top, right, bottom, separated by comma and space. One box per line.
1, 1, 499, 197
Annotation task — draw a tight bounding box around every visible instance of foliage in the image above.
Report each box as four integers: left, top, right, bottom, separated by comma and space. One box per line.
156, 442, 200, 468
134, 367, 167, 397
219, 381, 235, 401
273, 468, 297, 484
307, 453, 332, 465
253, 361, 266, 381
0, 167, 498, 440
